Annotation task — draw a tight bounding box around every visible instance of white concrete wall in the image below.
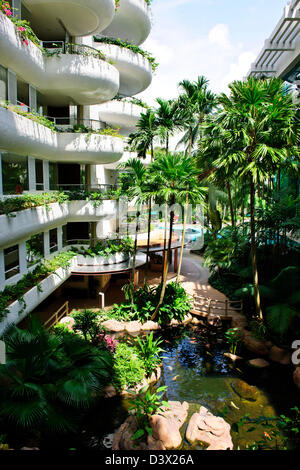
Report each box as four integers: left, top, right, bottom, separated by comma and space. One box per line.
93, 42, 152, 96
100, 0, 152, 46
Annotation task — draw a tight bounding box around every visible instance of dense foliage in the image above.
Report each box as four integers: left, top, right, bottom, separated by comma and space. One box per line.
71, 237, 134, 258
107, 282, 192, 325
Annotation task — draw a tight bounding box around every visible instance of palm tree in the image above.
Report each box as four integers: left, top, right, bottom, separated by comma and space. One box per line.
118, 158, 147, 308
155, 98, 183, 154
0, 318, 112, 437
214, 77, 298, 320
177, 76, 217, 155
128, 108, 158, 162
150, 153, 202, 321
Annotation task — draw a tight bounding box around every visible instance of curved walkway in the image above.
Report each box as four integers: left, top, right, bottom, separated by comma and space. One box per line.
148, 249, 247, 328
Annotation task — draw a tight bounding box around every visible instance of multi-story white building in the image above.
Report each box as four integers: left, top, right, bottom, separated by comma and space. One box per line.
248, 0, 300, 92
0, 0, 153, 332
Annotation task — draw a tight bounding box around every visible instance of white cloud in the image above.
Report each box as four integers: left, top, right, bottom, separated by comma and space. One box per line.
139, 22, 256, 105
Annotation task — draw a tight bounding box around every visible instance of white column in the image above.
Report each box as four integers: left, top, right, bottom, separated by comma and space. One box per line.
43, 160, 50, 191
57, 226, 63, 251
7, 70, 17, 104
0, 250, 5, 288
18, 241, 28, 275
28, 157, 36, 191
44, 231, 50, 257
29, 85, 37, 111
0, 152, 3, 197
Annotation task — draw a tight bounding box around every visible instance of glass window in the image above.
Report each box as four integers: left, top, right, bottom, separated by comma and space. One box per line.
26, 233, 44, 267
49, 228, 58, 253
2, 153, 28, 195
0, 65, 8, 102
49, 162, 58, 190
35, 159, 44, 191
4, 245, 20, 280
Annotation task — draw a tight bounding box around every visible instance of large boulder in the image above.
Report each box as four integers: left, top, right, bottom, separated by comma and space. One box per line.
102, 320, 126, 332
125, 321, 143, 334
141, 321, 161, 331
149, 415, 182, 450
242, 331, 270, 356
113, 401, 189, 450
186, 407, 233, 450
231, 379, 259, 401
269, 346, 291, 365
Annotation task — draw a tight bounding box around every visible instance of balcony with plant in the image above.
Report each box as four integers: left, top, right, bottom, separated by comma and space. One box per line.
0, 11, 120, 105
93, 36, 155, 96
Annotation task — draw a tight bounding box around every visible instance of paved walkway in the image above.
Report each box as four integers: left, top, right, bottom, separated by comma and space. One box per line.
147, 249, 247, 327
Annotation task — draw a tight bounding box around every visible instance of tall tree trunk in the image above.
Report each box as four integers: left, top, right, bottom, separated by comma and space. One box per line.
144, 200, 152, 284
176, 193, 188, 285
131, 207, 140, 312
161, 204, 168, 284
250, 176, 263, 320
226, 180, 235, 227
152, 196, 175, 321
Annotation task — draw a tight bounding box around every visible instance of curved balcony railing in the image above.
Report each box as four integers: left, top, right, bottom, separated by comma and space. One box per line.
101, 0, 152, 46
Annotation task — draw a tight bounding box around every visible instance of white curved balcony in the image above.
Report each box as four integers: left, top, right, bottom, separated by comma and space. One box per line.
0, 107, 124, 164
22, 0, 116, 38
94, 100, 146, 135
101, 0, 151, 46
0, 201, 117, 250
0, 13, 119, 105
92, 42, 152, 95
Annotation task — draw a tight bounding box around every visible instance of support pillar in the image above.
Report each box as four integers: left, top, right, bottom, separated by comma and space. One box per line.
44, 231, 50, 257
28, 157, 36, 191
43, 160, 50, 191
57, 226, 63, 251
19, 241, 28, 275
0, 153, 3, 197
0, 250, 5, 287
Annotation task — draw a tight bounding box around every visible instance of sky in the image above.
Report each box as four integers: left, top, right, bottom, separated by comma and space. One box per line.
139, 0, 289, 105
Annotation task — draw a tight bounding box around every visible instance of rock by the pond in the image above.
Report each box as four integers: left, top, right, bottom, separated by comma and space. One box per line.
231, 315, 248, 328
269, 346, 291, 365
186, 406, 233, 450
125, 321, 143, 333
141, 321, 161, 331
149, 415, 182, 450
59, 316, 75, 330
242, 331, 270, 356
223, 352, 243, 362
248, 358, 270, 368
113, 401, 189, 450
231, 379, 259, 401
102, 320, 126, 332
293, 367, 300, 390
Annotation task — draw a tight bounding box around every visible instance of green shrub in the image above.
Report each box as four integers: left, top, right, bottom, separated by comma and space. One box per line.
112, 343, 145, 390
135, 333, 164, 377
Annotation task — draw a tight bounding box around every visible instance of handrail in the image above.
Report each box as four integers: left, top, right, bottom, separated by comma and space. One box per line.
44, 301, 69, 329
193, 294, 243, 316
42, 41, 106, 61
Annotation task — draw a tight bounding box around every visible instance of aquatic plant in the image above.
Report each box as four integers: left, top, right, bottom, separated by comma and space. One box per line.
135, 332, 165, 377
224, 327, 242, 355
128, 385, 168, 442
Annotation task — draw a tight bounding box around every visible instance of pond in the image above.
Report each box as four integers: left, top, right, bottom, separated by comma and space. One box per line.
42, 324, 300, 450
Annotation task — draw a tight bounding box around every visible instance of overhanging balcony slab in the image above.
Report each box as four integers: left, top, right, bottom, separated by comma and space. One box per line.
93, 42, 152, 95
22, 0, 116, 38
0, 107, 124, 164
93, 100, 146, 135
101, 0, 151, 46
